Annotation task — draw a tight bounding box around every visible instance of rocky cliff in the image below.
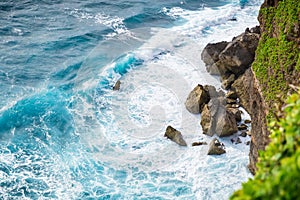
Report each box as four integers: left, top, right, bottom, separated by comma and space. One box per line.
201, 0, 299, 174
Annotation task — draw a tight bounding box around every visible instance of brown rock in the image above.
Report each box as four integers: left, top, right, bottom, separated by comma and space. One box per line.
113, 80, 121, 90
226, 90, 238, 100
232, 68, 270, 174
200, 104, 214, 136
227, 108, 242, 122
185, 84, 210, 114
239, 132, 247, 137
236, 137, 242, 144
244, 119, 252, 124
192, 141, 208, 146
164, 126, 187, 146
238, 123, 248, 131
208, 138, 226, 155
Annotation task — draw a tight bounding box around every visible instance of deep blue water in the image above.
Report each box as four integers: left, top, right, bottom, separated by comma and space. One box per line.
0, 0, 262, 199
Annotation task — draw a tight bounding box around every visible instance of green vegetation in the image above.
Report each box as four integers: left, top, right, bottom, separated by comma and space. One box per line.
231, 90, 300, 200
252, 0, 300, 118
231, 0, 300, 199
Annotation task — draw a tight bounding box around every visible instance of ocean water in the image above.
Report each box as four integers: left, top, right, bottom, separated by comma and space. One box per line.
0, 0, 263, 199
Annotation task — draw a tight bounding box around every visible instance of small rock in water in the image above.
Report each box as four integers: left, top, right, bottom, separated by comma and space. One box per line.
208, 138, 226, 155
235, 137, 242, 144
244, 119, 252, 124
192, 141, 208, 146
246, 141, 251, 145
239, 132, 247, 137
247, 131, 251, 136
113, 80, 121, 90
164, 126, 187, 146
231, 138, 235, 143
238, 123, 248, 130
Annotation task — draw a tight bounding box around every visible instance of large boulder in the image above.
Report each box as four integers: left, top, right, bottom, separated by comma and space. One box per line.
207, 138, 226, 155
200, 96, 238, 137
201, 41, 229, 67
185, 84, 210, 114
164, 126, 187, 146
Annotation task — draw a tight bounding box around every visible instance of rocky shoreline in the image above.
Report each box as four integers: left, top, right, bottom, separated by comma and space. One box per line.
163, 26, 268, 173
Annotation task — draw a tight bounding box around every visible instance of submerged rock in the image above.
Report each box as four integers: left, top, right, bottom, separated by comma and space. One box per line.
113, 80, 121, 90
185, 84, 210, 114
164, 126, 187, 146
208, 138, 226, 155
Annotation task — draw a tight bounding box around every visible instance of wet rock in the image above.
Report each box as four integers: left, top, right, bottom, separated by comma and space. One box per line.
227, 108, 242, 122
113, 80, 121, 90
208, 138, 226, 155
244, 119, 252, 124
200, 104, 214, 136
201, 96, 238, 137
238, 123, 248, 131
239, 132, 247, 137
201, 41, 229, 75
231, 138, 235, 143
236, 137, 242, 144
192, 141, 208, 146
214, 107, 239, 137
185, 84, 210, 114
164, 126, 187, 146
246, 141, 251, 145
247, 131, 251, 136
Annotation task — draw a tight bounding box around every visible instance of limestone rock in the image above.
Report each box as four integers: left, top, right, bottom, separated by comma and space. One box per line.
208, 138, 226, 155
185, 84, 210, 114
164, 126, 187, 146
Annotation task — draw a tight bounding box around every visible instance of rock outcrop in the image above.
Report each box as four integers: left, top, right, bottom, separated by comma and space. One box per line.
185, 84, 210, 114
201, 30, 260, 90
201, 26, 272, 173
207, 138, 226, 155
164, 126, 187, 146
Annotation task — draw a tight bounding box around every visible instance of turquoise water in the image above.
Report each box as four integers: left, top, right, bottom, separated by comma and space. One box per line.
0, 0, 262, 199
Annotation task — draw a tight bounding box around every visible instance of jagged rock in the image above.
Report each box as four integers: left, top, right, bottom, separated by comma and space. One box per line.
221, 74, 236, 90
214, 107, 239, 137
208, 138, 226, 155
113, 80, 121, 90
201, 97, 238, 137
185, 84, 210, 114
245, 119, 252, 124
239, 132, 247, 137
200, 104, 214, 136
238, 123, 248, 131
250, 26, 260, 34
192, 141, 208, 146
227, 108, 242, 122
219, 32, 259, 75
201, 41, 229, 75
226, 90, 238, 100
246, 141, 251, 145
203, 85, 224, 99
164, 126, 187, 146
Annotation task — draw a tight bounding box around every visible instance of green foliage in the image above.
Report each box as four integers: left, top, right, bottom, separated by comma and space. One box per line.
231, 90, 300, 200
252, 0, 300, 119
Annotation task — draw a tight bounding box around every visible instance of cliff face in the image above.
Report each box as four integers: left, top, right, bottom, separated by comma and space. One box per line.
201, 0, 299, 174
248, 0, 300, 173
